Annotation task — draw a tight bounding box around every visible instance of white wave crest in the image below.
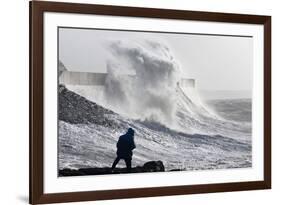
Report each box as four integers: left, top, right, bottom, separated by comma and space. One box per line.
104, 39, 181, 127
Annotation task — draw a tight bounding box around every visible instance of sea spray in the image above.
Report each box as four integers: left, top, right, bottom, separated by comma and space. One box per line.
104, 39, 181, 127
63, 39, 251, 139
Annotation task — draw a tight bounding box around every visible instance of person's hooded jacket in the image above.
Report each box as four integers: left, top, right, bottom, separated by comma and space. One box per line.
116, 128, 136, 159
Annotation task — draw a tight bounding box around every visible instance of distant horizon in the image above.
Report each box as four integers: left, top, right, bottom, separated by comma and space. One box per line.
199, 89, 252, 100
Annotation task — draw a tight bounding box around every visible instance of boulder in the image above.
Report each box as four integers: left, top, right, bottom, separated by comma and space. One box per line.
143, 161, 165, 172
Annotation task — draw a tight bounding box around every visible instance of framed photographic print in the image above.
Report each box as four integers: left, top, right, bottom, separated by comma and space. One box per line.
30, 1, 271, 204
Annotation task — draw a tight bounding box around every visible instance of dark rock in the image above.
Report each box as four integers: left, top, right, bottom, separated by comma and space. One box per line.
59, 160, 165, 176
169, 169, 182, 172
58, 84, 118, 127
58, 168, 83, 176
143, 161, 165, 172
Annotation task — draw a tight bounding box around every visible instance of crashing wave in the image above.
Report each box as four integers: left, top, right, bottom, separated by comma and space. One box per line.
64, 39, 251, 141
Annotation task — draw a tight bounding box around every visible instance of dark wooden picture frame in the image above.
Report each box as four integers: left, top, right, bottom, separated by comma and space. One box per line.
30, 1, 271, 204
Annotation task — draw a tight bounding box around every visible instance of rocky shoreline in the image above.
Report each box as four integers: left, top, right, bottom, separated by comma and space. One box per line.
59, 160, 181, 176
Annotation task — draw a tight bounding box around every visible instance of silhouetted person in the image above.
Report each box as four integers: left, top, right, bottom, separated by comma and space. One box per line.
111, 128, 136, 172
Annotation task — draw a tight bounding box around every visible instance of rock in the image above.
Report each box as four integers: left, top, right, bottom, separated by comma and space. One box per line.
59, 160, 165, 176
58, 84, 117, 127
169, 169, 181, 171
59, 168, 82, 176
143, 161, 165, 172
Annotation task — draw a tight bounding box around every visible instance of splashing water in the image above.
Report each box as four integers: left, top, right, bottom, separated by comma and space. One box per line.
59, 39, 252, 171
103, 40, 181, 127
65, 39, 251, 141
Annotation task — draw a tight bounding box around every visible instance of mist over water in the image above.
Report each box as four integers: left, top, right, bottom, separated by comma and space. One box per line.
104, 40, 181, 126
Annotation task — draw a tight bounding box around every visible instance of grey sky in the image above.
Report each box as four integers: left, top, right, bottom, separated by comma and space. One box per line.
59, 27, 253, 92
